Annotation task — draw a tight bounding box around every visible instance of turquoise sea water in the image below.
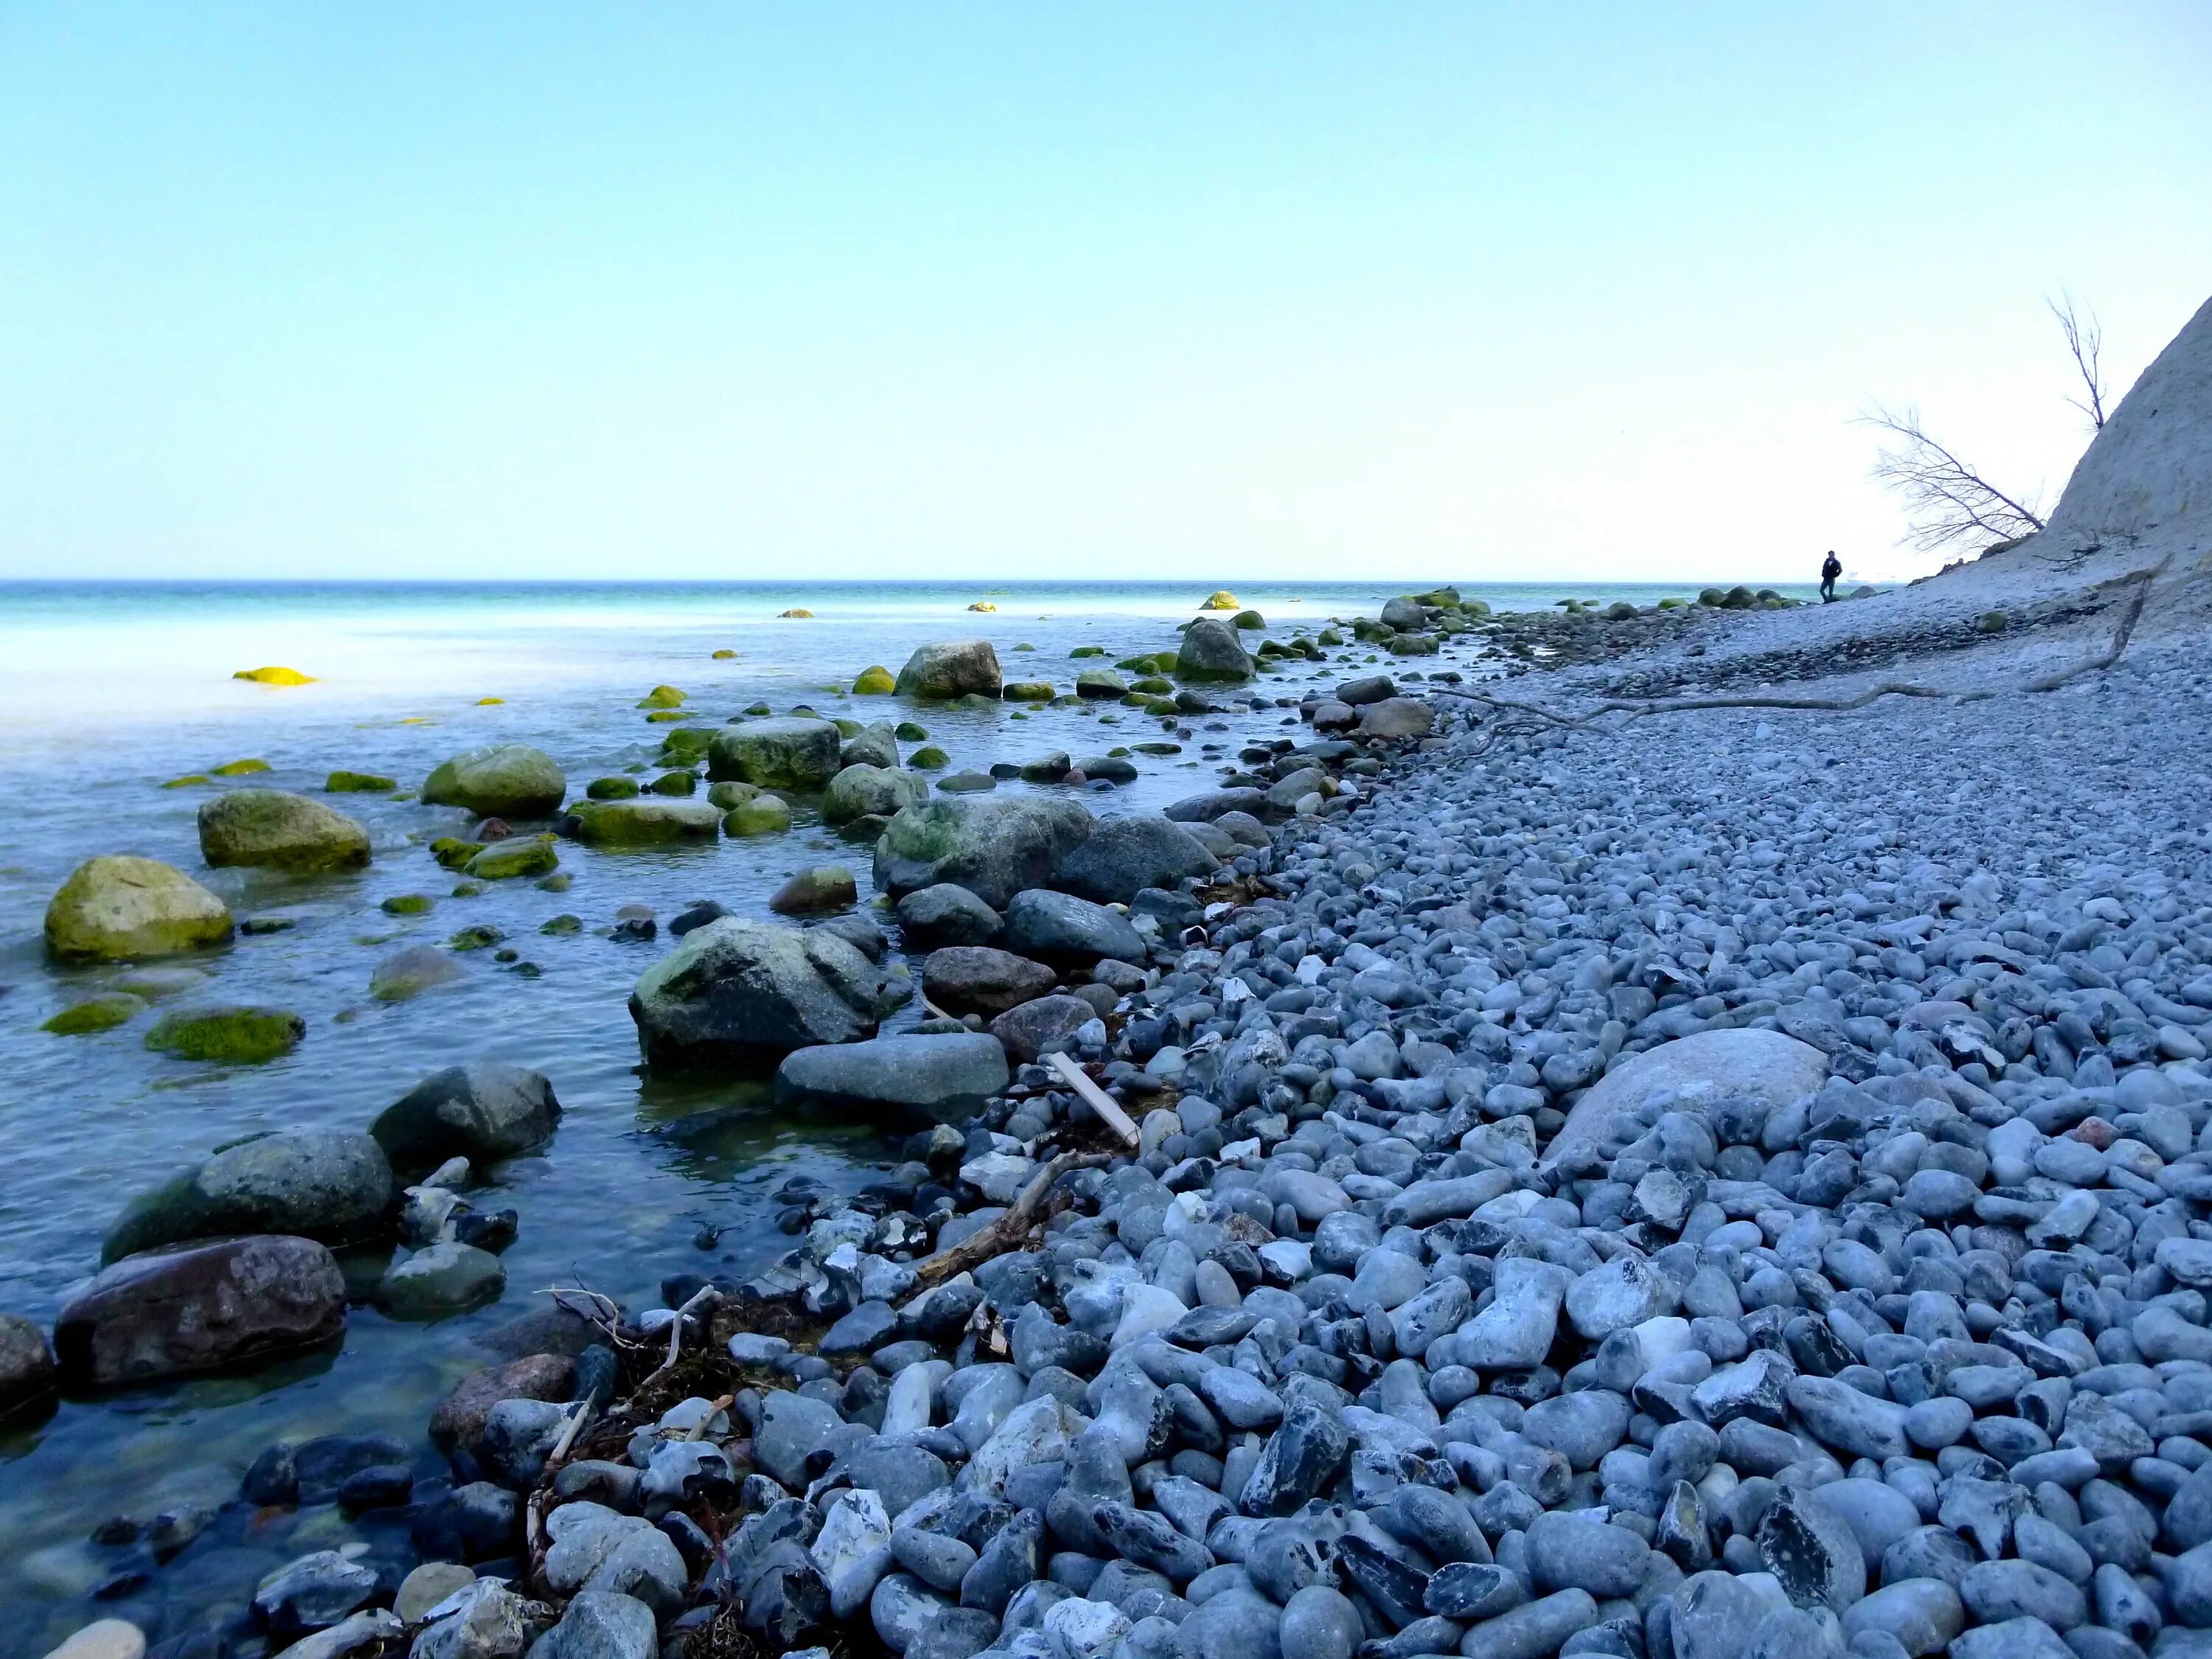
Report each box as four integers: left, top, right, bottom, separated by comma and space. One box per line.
0, 578, 1809, 1653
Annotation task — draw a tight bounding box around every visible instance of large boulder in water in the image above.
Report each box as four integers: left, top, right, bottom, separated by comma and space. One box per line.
55, 1234, 347, 1386
558, 799, 722, 844
894, 639, 1002, 699
371, 1065, 561, 1172
198, 790, 372, 872
823, 764, 928, 825
1051, 815, 1218, 902
629, 917, 888, 1069
706, 719, 842, 792
1543, 1028, 1828, 1175
773, 1033, 1010, 1121
1358, 698, 1435, 740
104, 1128, 394, 1263
874, 796, 1093, 911
44, 856, 234, 963
1176, 618, 1253, 682
422, 745, 567, 819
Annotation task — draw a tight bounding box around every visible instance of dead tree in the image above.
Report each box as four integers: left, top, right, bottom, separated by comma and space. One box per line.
1861, 405, 2046, 554
2049, 292, 2110, 431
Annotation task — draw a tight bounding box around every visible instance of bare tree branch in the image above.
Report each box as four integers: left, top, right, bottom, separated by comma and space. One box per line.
2049, 292, 2109, 431
1860, 403, 2045, 554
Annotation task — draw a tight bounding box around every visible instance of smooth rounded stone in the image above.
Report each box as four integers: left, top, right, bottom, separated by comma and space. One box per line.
1239, 1397, 1351, 1517
908, 1603, 1001, 1659
950, 1366, 1028, 1453
1312, 1212, 1381, 1275
54, 1233, 345, 1386
1905, 1397, 1973, 1450
395, 1562, 476, 1623
893, 1528, 978, 1594
1840, 1579, 1964, 1657
826, 764, 929, 825
1258, 1168, 1350, 1227
1460, 1587, 1599, 1659
422, 744, 566, 818
561, 797, 722, 844
1347, 1248, 1427, 1312
2157, 1239, 2212, 1290
1759, 1484, 1868, 1611
990, 995, 1097, 1063
104, 1127, 392, 1262
1004, 889, 1145, 966
2168, 1542, 2212, 1626
1525, 1390, 1632, 1472
1672, 1571, 1789, 1659
811, 1488, 894, 1619
1566, 1256, 1678, 1340
1960, 1560, 2087, 1630
1199, 1366, 1283, 1431
371, 1064, 560, 1170
1457, 1257, 1573, 1370
874, 1573, 950, 1654
895, 639, 1002, 699
774, 1034, 1011, 1121
1899, 1169, 1979, 1219
1046, 1596, 1133, 1659
897, 885, 1005, 949
44, 855, 235, 962
411, 1481, 523, 1563
479, 1398, 571, 1489
1788, 1377, 1910, 1460
1526, 1512, 1649, 1597
143, 1001, 305, 1062
253, 1548, 381, 1635
0, 1312, 60, 1414
40, 1622, 146, 1659
370, 944, 464, 1003
1279, 1585, 1363, 1659
1176, 619, 1255, 684
875, 796, 1097, 911
375, 1242, 505, 1319
1051, 816, 1219, 904
1357, 697, 1434, 737
756, 1390, 849, 1489
1808, 1479, 1923, 1573
531, 1590, 656, 1659
1947, 1618, 2077, 1659
923, 946, 1058, 1014
1427, 1561, 1528, 1620
1543, 1029, 1826, 1174
198, 790, 372, 872
1172, 1587, 1282, 1659
629, 917, 886, 1067
1879, 1526, 1976, 1590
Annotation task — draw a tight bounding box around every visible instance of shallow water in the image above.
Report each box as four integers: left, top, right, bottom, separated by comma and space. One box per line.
0, 577, 1784, 1652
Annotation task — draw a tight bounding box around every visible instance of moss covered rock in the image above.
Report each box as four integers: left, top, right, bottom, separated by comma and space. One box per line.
145, 1006, 305, 1065
381, 894, 434, 916
769, 866, 858, 914
658, 726, 714, 763
371, 945, 462, 1001
464, 837, 559, 880
908, 745, 950, 771
894, 722, 930, 741
161, 774, 210, 789
636, 684, 686, 709
421, 745, 566, 819
325, 771, 397, 793
198, 790, 372, 873
233, 666, 316, 686
587, 776, 639, 799
428, 838, 485, 871
1003, 681, 1055, 703
823, 764, 928, 825
647, 769, 698, 796
705, 718, 842, 791
1200, 590, 1239, 610
560, 799, 722, 845
45, 857, 235, 963
723, 795, 793, 837
707, 780, 762, 810
852, 665, 897, 695
1074, 668, 1127, 700
212, 758, 270, 777
44, 994, 147, 1036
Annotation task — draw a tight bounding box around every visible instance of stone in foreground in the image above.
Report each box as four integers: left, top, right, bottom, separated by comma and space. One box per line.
44, 856, 235, 963
55, 1234, 347, 1386
773, 1033, 1011, 1121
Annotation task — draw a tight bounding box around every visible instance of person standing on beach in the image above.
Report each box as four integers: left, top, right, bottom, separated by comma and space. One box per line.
1820, 550, 1843, 602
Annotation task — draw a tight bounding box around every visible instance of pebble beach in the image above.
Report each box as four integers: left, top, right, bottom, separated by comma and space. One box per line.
16, 534, 2212, 1659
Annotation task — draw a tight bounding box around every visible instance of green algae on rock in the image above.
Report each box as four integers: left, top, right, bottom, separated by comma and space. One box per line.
44, 856, 236, 963
144, 1005, 305, 1065
198, 790, 372, 873
325, 770, 397, 793
464, 837, 560, 880
722, 795, 793, 837
420, 743, 566, 819
43, 994, 147, 1036
852, 665, 897, 695
560, 799, 722, 846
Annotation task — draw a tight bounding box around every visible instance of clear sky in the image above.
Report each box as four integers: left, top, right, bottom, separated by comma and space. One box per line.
1, 4, 2207, 585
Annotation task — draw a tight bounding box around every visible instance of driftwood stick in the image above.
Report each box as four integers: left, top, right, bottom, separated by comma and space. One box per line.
913, 1150, 1116, 1286
1046, 1051, 1141, 1147
2019, 559, 2166, 692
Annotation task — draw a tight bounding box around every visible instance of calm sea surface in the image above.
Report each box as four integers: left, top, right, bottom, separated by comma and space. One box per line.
0, 578, 1801, 1652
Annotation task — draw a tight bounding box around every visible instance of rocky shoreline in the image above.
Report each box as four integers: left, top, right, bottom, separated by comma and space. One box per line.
22, 577, 2212, 1659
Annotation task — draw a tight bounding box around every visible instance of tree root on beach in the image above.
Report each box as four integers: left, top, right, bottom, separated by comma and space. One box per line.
1434, 558, 2167, 728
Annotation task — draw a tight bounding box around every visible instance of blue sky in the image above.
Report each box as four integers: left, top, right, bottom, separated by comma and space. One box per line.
1, 4, 2207, 584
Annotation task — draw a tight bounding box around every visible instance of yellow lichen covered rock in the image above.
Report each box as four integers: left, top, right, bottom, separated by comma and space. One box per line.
233, 666, 316, 686
1200, 591, 1239, 611
852, 666, 897, 695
